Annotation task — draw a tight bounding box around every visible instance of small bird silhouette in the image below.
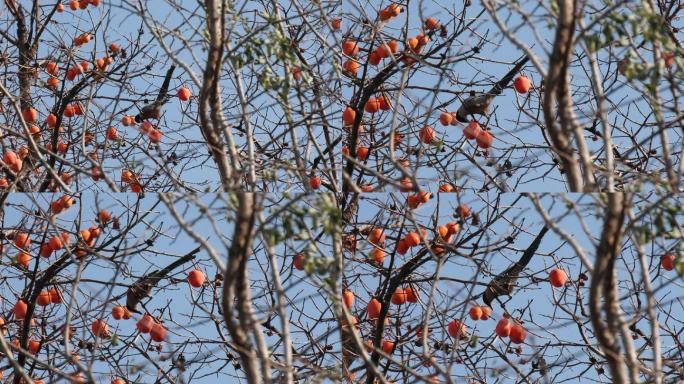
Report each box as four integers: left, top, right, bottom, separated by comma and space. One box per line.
126, 247, 200, 313
482, 226, 548, 306
134, 65, 176, 123
455, 56, 529, 123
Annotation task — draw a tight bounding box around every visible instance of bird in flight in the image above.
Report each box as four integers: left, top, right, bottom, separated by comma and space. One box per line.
134, 65, 176, 123
455, 56, 529, 123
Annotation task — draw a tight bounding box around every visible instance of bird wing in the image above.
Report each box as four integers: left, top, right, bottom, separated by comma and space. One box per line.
456, 55, 528, 122
487, 55, 529, 96
144, 246, 200, 283
483, 226, 549, 306
124, 247, 200, 312
155, 65, 176, 104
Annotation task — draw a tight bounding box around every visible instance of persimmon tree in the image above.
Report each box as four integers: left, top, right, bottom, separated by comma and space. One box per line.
1, 0, 341, 193
1, 190, 681, 384
0, 1, 207, 192
116, 0, 342, 192
0, 192, 344, 383
1, 1, 683, 384
339, 0, 682, 193
331, 192, 683, 384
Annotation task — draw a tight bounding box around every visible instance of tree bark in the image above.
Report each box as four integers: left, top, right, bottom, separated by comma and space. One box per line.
589, 193, 630, 383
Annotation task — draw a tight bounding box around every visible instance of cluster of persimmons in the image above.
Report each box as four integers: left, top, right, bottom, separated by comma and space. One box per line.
291, 201, 586, 375
1, 199, 208, 384
2, 2, 193, 192
338, 9, 535, 193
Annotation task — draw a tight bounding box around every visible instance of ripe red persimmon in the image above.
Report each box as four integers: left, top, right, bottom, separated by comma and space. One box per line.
439, 112, 453, 126
382, 340, 394, 354
364, 97, 380, 114
22, 108, 38, 123
367, 298, 382, 319
309, 175, 322, 190
342, 107, 356, 126
469, 306, 483, 320
447, 320, 467, 338
463, 121, 481, 140
136, 314, 154, 333
419, 125, 436, 144
188, 269, 206, 287
405, 232, 421, 247
476, 130, 493, 149
549, 268, 568, 287
509, 323, 526, 344
342, 40, 359, 57
37, 291, 51, 306
343, 290, 355, 309
91, 319, 109, 338
293, 253, 305, 270
495, 318, 512, 338
150, 323, 167, 342
391, 287, 407, 305
405, 287, 418, 303
178, 87, 192, 101
368, 228, 385, 245
514, 76, 531, 93
14, 299, 28, 319
661, 253, 676, 271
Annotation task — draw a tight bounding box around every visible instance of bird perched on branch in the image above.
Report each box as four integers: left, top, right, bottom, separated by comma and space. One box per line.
455, 56, 529, 123
482, 226, 549, 306
126, 247, 200, 313
134, 65, 176, 123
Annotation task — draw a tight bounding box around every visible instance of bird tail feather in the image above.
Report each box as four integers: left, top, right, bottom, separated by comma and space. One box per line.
488, 55, 529, 96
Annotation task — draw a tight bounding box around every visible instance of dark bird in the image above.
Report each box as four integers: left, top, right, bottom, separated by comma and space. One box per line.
126, 247, 200, 313
455, 56, 529, 123
482, 226, 549, 306
134, 65, 176, 123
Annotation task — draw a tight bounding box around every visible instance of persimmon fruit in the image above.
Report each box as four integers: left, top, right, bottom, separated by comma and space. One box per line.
425, 17, 439, 30
419, 125, 436, 144
549, 268, 568, 287
514, 76, 531, 93
14, 299, 28, 319
476, 130, 493, 149
91, 319, 109, 338
661, 253, 676, 271
293, 253, 305, 270
391, 287, 407, 305
343, 107, 356, 126
405, 232, 421, 247
495, 318, 512, 338
447, 320, 467, 338
22, 108, 38, 123
188, 269, 206, 287
150, 323, 167, 342
463, 121, 481, 140
382, 340, 394, 354
509, 323, 526, 344
367, 298, 382, 319
136, 314, 154, 333
469, 306, 483, 320
37, 291, 51, 306
368, 228, 385, 245
343, 290, 355, 309
371, 248, 385, 264
309, 175, 322, 190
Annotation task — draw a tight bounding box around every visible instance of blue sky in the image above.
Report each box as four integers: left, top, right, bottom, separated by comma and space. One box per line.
1, 0, 682, 383
0, 190, 681, 383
